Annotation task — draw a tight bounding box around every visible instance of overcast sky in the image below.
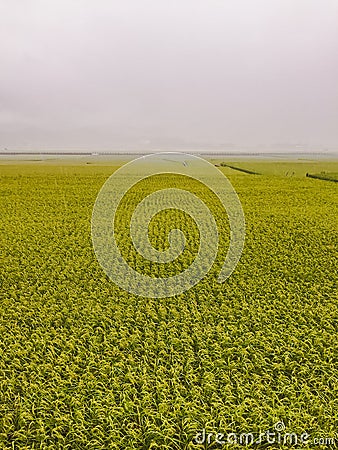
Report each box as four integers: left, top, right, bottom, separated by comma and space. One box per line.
0, 0, 337, 152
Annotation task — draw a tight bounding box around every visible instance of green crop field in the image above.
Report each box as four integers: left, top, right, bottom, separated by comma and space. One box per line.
0, 160, 337, 449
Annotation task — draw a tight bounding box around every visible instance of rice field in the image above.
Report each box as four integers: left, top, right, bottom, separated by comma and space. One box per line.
0, 159, 337, 449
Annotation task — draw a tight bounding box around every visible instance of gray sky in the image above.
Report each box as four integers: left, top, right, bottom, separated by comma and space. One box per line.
0, 0, 338, 152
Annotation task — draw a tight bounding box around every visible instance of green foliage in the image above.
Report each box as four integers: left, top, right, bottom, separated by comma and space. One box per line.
0, 162, 337, 449
306, 172, 338, 182
219, 163, 260, 175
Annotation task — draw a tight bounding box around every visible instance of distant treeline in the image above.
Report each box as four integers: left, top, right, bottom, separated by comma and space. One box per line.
219, 163, 260, 175
306, 173, 338, 182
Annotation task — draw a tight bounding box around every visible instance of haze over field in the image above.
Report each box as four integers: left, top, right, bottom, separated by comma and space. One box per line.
0, 0, 338, 153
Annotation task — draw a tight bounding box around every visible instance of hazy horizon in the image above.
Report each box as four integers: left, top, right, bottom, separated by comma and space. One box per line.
1, 0, 338, 153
